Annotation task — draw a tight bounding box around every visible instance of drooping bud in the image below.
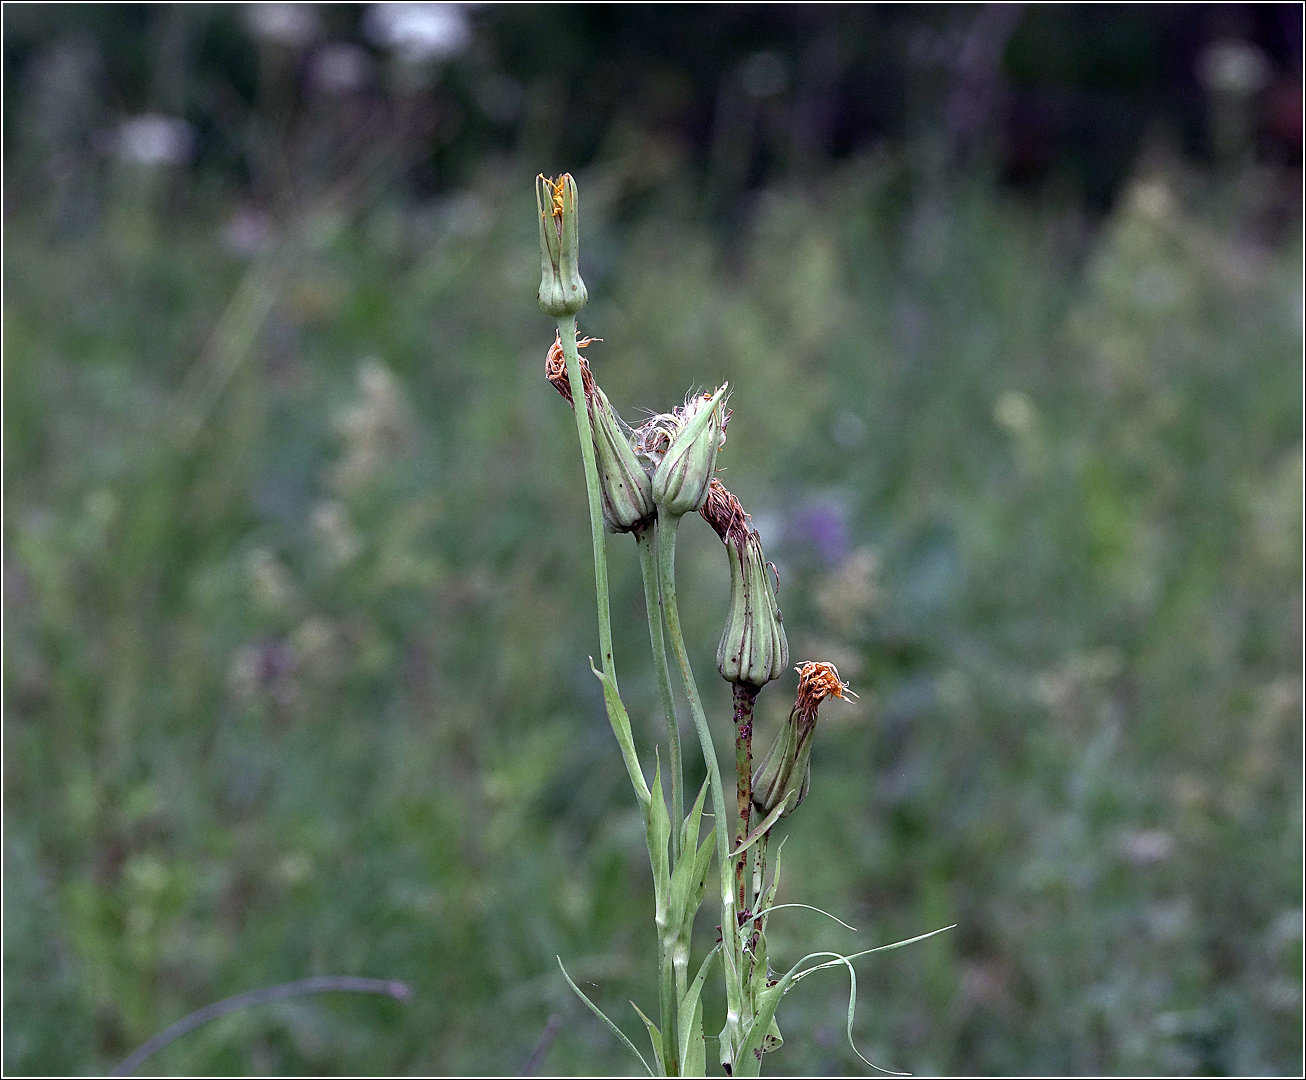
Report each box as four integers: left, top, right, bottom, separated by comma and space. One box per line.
752, 661, 856, 818
700, 480, 788, 688
536, 173, 587, 317
638, 384, 729, 517
545, 332, 654, 534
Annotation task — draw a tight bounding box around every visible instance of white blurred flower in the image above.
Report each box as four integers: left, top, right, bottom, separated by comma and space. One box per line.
221, 207, 276, 257
309, 42, 375, 95
116, 114, 194, 167
1116, 828, 1176, 867
363, 2, 472, 64
245, 2, 320, 49
1197, 40, 1271, 97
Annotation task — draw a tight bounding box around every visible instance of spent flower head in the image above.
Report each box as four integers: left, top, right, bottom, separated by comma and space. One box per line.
752, 661, 856, 817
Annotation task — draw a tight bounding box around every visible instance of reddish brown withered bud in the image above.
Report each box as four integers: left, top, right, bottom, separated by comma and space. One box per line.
544, 331, 600, 408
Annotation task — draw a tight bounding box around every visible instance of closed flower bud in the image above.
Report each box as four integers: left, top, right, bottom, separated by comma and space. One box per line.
536, 173, 587, 317
701, 480, 788, 688
591, 385, 655, 533
752, 662, 855, 818
639, 384, 729, 517
545, 332, 654, 534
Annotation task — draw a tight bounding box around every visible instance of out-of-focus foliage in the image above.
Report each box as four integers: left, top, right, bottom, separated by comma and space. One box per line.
4, 4, 1302, 1078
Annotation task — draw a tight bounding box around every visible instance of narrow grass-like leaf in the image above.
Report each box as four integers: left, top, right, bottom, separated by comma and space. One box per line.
678, 943, 720, 1074
791, 925, 958, 983
647, 759, 672, 926
735, 925, 957, 1074
630, 1000, 666, 1076
680, 775, 710, 856
588, 657, 652, 807
557, 956, 654, 1077
729, 794, 795, 859
751, 903, 858, 932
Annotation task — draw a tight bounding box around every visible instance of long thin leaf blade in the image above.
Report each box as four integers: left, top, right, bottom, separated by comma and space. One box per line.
678, 943, 720, 1072
557, 957, 654, 1077
630, 1000, 666, 1076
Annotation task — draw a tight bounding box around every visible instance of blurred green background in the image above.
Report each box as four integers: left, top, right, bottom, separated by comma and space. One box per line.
3, 4, 1302, 1076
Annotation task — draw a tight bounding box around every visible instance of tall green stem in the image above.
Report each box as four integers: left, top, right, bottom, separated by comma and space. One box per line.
655, 510, 744, 1069
560, 317, 676, 1071
637, 527, 683, 865
557, 315, 648, 803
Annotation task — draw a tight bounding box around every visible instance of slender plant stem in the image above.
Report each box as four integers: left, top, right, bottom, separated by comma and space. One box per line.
658, 933, 680, 1075
732, 684, 758, 918
559, 318, 674, 1069
637, 526, 683, 865
639, 524, 686, 1073
656, 510, 744, 1068
557, 314, 647, 802
751, 833, 769, 941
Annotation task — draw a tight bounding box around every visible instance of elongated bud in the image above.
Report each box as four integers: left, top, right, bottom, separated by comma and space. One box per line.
752, 662, 855, 817
591, 385, 655, 533
701, 480, 788, 688
536, 173, 587, 316
545, 332, 654, 533
639, 384, 729, 517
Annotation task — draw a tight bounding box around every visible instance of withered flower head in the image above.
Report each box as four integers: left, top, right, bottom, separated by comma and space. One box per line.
545, 331, 599, 408
703, 479, 789, 689
751, 661, 856, 818
793, 661, 856, 715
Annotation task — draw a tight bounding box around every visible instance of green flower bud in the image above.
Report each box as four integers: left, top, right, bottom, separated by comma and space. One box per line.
750, 706, 813, 819
752, 662, 855, 818
718, 532, 788, 686
591, 385, 655, 533
641, 384, 729, 517
700, 480, 788, 688
536, 173, 588, 317
545, 332, 654, 534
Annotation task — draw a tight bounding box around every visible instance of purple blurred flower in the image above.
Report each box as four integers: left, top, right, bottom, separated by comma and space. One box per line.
791, 496, 851, 566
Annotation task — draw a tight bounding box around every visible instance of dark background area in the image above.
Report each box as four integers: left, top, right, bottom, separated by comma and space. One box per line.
4, 4, 1302, 1076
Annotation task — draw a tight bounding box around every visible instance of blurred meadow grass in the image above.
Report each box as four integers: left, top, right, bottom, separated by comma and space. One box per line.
4, 134, 1302, 1076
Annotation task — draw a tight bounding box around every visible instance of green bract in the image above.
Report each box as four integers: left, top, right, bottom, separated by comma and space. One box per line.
590, 386, 655, 533
751, 710, 814, 819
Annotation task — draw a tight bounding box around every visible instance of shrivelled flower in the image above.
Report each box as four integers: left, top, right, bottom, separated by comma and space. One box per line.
545, 332, 654, 534
544, 330, 599, 407
638, 384, 730, 517
752, 661, 856, 817
701, 480, 788, 688
536, 173, 587, 317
